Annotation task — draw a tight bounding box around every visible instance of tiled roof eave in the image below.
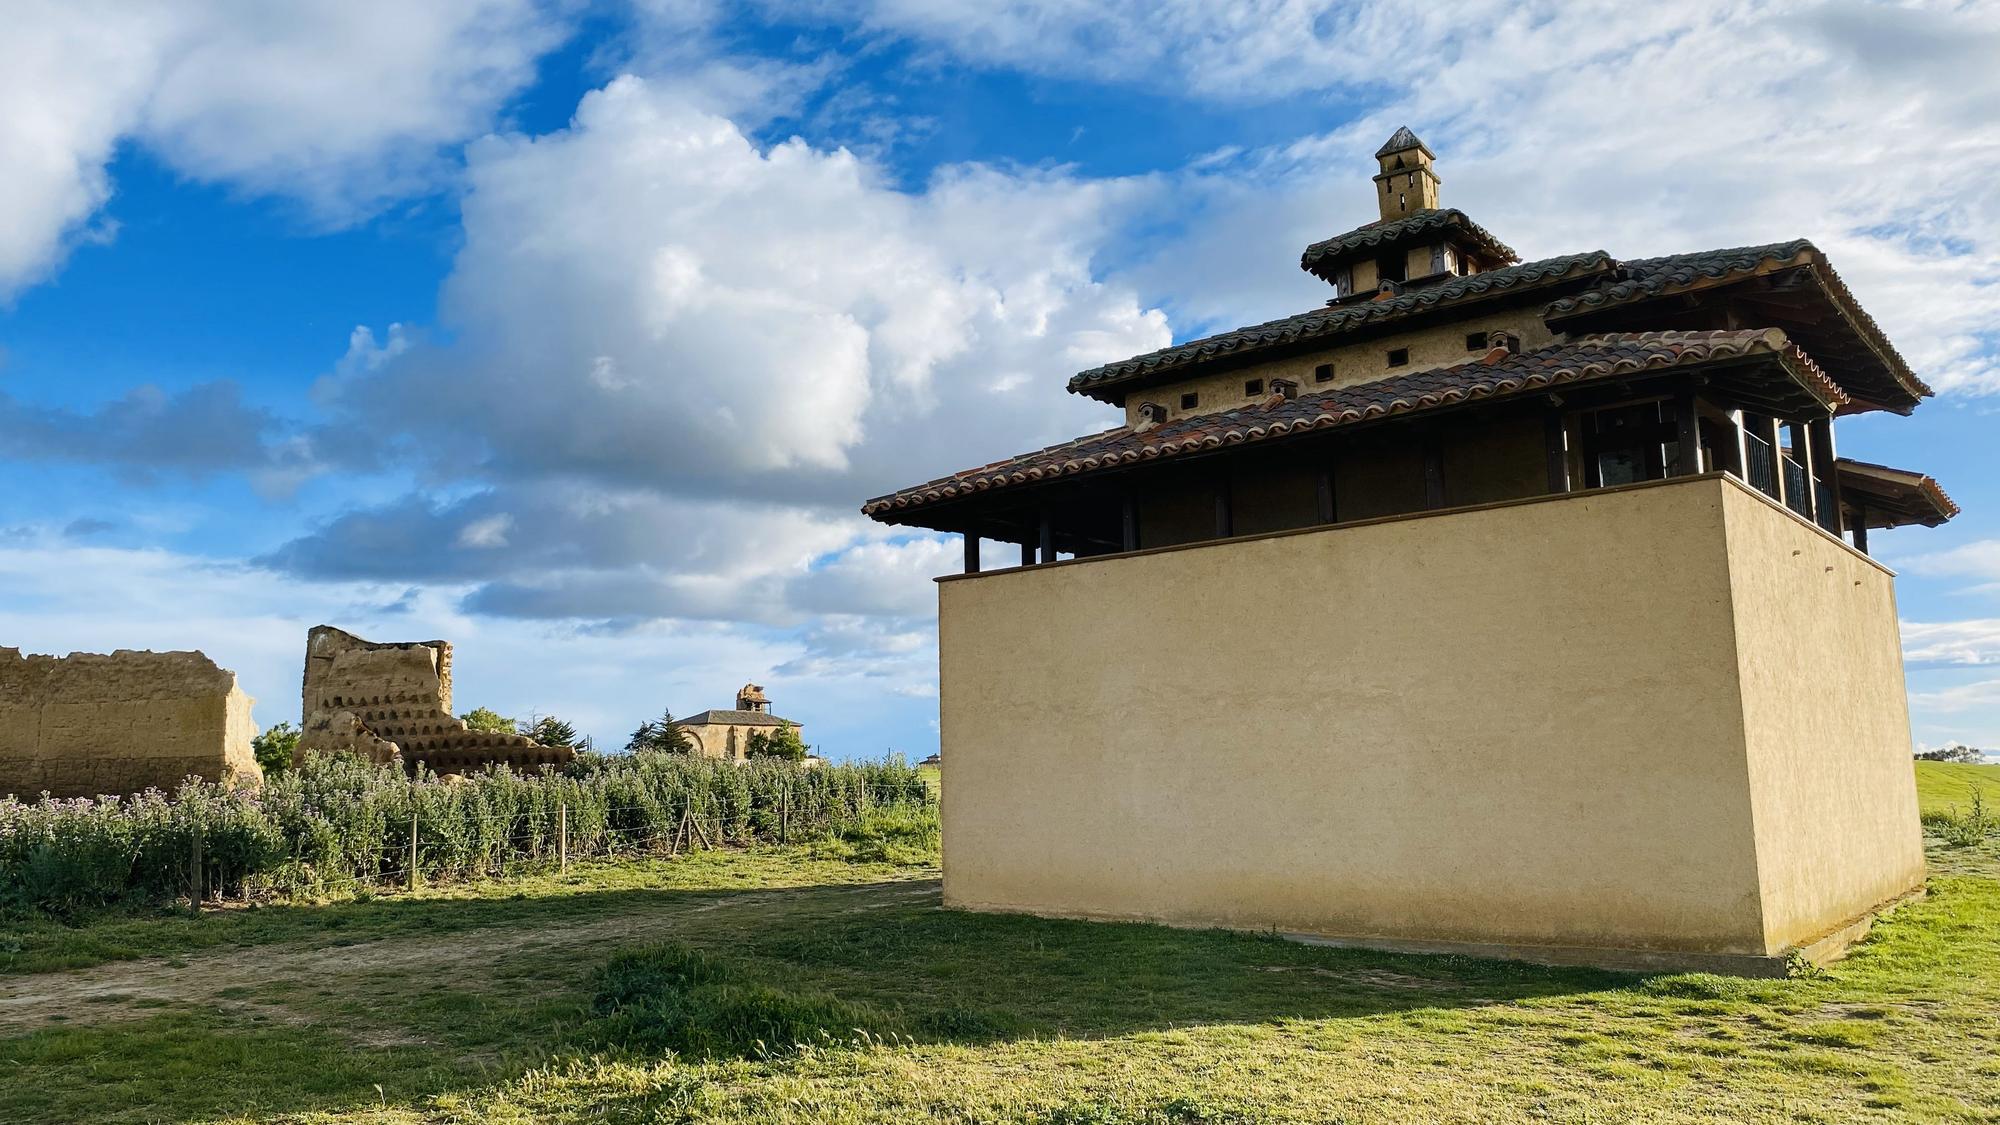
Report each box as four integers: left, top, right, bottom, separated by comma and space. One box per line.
865, 330, 1828, 521
1544, 240, 1932, 406
1067, 251, 1612, 397
1836, 458, 1962, 522
1299, 208, 1520, 279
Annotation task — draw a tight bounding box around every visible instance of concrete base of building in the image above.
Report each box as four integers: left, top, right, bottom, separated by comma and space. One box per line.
948, 884, 1926, 978
1279, 885, 1926, 977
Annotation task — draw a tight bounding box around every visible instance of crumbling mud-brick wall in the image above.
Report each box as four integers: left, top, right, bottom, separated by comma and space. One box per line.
298, 626, 573, 774
0, 648, 262, 799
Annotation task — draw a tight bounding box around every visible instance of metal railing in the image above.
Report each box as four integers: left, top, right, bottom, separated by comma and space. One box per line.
1743, 431, 1777, 498
1781, 456, 1811, 518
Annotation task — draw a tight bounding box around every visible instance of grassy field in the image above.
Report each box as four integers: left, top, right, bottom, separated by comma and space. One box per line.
1917, 760, 2000, 815
0, 764, 1995, 1124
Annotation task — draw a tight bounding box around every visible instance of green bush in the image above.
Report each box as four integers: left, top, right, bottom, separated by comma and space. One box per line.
1924, 789, 1995, 848
251, 721, 300, 774
0, 753, 931, 914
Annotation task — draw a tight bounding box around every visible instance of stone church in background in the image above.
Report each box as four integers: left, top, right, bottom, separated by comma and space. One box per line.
680, 684, 808, 762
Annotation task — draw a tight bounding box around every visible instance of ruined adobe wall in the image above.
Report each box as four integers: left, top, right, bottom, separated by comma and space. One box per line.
0, 648, 261, 799
298, 625, 572, 774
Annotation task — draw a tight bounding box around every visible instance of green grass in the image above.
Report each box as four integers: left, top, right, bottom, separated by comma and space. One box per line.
1916, 760, 2000, 816
1, 769, 1997, 1123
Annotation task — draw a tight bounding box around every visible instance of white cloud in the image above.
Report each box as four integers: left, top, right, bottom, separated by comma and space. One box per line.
271, 74, 1166, 638
1904, 619, 2000, 667
455, 514, 515, 550
802, 1, 2000, 397
1911, 677, 2000, 716
789, 538, 955, 618
0, 533, 936, 755
336, 324, 414, 377
1893, 539, 2000, 594
0, 380, 315, 489
0, 0, 569, 297
321, 76, 1163, 491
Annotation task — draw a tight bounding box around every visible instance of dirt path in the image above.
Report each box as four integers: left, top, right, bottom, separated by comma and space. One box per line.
0, 880, 941, 1037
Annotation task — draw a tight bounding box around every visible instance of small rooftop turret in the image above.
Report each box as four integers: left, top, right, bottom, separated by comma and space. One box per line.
1292, 129, 1518, 300
1373, 126, 1440, 221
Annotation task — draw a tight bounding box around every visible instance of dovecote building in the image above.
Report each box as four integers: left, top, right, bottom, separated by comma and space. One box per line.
864, 130, 1955, 974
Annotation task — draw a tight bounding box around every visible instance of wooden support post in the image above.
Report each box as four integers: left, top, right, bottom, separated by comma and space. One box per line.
190, 823, 205, 905
1812, 416, 1843, 534
1674, 392, 1701, 476
1019, 538, 1035, 567
1120, 497, 1139, 552
1853, 503, 1870, 555
962, 532, 980, 574
1037, 511, 1055, 564
408, 810, 419, 892
1732, 409, 1750, 485
1213, 478, 1232, 539
1543, 410, 1569, 494
1792, 420, 1818, 523
1315, 465, 1337, 524
1422, 438, 1445, 509
558, 802, 569, 873
1764, 416, 1787, 509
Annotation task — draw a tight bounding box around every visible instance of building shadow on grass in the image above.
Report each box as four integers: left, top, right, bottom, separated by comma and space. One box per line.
0, 877, 1637, 1123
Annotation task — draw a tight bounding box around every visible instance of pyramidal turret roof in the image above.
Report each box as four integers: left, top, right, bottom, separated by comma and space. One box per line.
1374, 126, 1430, 159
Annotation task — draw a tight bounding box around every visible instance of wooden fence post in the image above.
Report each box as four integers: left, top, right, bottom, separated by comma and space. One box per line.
408, 810, 419, 892
558, 802, 569, 874
190, 823, 205, 905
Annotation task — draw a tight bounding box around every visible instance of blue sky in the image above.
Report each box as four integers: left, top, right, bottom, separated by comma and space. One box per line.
3, 0, 1998, 759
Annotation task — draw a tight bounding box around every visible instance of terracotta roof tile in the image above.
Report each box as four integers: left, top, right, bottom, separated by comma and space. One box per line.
866, 330, 1840, 520
1068, 251, 1607, 396
1299, 208, 1520, 282
1545, 238, 1931, 403
1835, 458, 1960, 526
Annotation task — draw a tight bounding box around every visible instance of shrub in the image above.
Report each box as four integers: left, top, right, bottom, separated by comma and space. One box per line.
251, 721, 301, 774
626, 711, 693, 755
1925, 789, 1995, 848
522, 715, 587, 750
461, 707, 515, 734
746, 720, 807, 762
0, 753, 932, 914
